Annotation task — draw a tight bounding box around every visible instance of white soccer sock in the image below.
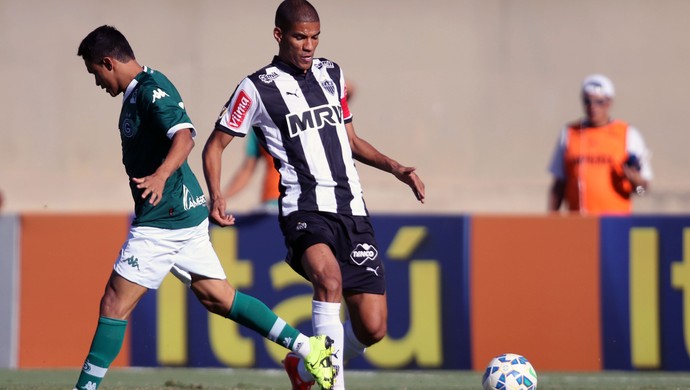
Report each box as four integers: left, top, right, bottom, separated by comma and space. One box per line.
343, 320, 367, 363
297, 300, 344, 389
291, 333, 311, 358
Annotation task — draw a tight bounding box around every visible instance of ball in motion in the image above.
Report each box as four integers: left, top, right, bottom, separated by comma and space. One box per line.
482, 353, 537, 390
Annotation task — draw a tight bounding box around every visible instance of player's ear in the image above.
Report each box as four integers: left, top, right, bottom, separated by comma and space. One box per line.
102, 57, 113, 71
273, 27, 283, 44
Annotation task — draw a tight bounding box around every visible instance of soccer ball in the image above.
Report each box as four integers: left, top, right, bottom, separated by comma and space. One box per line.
482, 353, 537, 390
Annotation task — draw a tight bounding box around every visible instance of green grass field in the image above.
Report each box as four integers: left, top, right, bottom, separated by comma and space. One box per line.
2, 368, 690, 390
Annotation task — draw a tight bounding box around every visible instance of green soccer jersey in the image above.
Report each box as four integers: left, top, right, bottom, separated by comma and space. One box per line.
118, 66, 208, 229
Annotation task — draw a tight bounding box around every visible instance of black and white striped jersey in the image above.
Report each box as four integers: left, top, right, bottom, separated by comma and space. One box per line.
215, 56, 367, 217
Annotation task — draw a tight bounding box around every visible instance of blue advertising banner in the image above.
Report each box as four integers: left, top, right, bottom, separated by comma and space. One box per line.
130, 214, 470, 369
600, 216, 690, 370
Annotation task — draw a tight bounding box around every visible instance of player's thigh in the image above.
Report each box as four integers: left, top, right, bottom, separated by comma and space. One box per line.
302, 243, 343, 296
280, 211, 340, 282
344, 291, 388, 345
174, 219, 227, 281
100, 271, 148, 319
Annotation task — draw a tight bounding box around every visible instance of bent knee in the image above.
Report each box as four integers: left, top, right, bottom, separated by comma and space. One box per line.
311, 276, 342, 301
99, 294, 128, 319
358, 321, 387, 346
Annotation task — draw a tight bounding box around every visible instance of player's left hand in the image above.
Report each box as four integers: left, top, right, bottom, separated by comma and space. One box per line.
132, 174, 166, 206
393, 166, 425, 204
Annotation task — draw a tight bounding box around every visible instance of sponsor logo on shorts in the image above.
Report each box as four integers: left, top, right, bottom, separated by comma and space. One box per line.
296, 221, 307, 230
259, 71, 279, 84
122, 256, 140, 270
366, 266, 380, 277
227, 90, 252, 129
350, 243, 378, 266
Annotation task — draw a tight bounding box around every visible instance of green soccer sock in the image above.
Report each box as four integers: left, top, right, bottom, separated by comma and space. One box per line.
74, 316, 127, 390
227, 290, 307, 351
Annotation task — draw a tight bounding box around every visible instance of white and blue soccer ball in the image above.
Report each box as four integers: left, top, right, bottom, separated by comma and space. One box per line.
482, 353, 538, 390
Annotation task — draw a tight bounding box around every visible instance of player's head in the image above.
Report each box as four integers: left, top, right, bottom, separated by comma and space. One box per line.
581, 74, 614, 126
78, 25, 136, 97
274, 0, 320, 72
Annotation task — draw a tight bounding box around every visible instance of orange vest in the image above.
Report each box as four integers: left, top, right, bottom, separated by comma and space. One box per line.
563, 119, 633, 214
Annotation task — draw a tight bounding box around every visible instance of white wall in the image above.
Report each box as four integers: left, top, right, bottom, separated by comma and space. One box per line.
1, 0, 689, 214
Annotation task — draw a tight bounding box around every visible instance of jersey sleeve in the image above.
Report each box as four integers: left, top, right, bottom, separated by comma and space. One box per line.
627, 126, 653, 180
339, 69, 353, 123
548, 127, 568, 179
139, 83, 196, 139
215, 78, 261, 137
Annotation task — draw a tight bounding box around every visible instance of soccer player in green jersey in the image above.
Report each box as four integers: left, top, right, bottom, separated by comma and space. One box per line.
74, 25, 336, 390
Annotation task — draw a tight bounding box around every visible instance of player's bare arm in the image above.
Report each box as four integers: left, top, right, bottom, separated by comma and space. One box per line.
202, 129, 236, 226
345, 122, 425, 203
132, 128, 195, 206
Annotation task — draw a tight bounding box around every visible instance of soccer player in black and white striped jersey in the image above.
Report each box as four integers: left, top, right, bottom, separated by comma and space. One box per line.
203, 1, 425, 389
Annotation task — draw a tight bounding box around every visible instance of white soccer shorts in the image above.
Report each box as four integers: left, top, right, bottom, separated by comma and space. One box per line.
114, 219, 227, 289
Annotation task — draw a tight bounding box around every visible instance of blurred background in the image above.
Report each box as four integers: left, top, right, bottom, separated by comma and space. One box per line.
2, 0, 689, 214
3, 0, 690, 375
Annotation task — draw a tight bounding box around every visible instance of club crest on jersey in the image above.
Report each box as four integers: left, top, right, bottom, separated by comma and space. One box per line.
286, 104, 343, 138
350, 243, 378, 266
121, 118, 135, 138
259, 71, 280, 84
321, 80, 336, 96
226, 90, 252, 129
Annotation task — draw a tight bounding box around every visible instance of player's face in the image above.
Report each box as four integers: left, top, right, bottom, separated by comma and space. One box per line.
582, 92, 611, 126
84, 59, 120, 97
275, 21, 320, 72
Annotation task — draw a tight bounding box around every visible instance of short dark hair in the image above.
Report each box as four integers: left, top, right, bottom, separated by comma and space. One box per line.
275, 0, 320, 31
77, 25, 135, 64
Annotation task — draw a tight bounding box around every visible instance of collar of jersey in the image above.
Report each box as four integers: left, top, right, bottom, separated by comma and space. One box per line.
123, 66, 147, 102
271, 56, 311, 78
123, 66, 151, 102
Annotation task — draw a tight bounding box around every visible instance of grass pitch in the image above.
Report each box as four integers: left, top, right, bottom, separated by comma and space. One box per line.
2, 368, 690, 389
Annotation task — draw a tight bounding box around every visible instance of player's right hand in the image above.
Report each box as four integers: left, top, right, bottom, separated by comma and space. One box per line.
393, 166, 426, 204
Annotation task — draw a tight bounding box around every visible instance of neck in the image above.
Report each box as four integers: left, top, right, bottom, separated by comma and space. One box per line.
118, 60, 144, 91
585, 117, 610, 128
